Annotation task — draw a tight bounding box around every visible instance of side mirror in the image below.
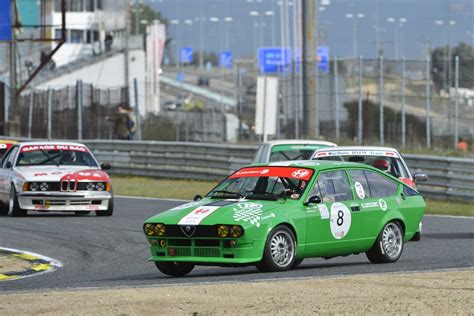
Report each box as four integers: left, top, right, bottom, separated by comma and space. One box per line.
414, 173, 428, 183
101, 163, 112, 170
193, 194, 203, 201
5, 161, 12, 169
304, 195, 322, 206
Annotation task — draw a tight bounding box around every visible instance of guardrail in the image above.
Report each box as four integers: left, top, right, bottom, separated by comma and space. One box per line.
84, 140, 474, 202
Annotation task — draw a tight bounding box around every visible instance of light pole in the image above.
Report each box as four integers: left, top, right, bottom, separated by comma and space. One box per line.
435, 19, 456, 89
224, 17, 233, 51
249, 11, 259, 62
265, 10, 276, 47
387, 17, 407, 59
345, 12, 365, 58
171, 19, 180, 69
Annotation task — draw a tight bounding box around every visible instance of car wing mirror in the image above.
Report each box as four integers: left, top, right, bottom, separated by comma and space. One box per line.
101, 163, 112, 170
414, 173, 428, 183
303, 195, 322, 206
193, 194, 203, 201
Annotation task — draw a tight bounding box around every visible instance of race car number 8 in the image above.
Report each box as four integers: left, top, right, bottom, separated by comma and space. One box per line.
330, 203, 351, 239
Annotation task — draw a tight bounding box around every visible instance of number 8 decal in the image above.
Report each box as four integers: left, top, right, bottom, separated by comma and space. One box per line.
330, 203, 352, 239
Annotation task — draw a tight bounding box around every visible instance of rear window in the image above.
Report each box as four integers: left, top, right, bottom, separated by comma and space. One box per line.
364, 170, 399, 198
269, 144, 332, 162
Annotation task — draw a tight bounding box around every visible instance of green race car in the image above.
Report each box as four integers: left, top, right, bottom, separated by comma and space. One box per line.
143, 161, 425, 277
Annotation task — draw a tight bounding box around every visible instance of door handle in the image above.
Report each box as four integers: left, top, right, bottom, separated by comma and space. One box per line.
351, 205, 360, 212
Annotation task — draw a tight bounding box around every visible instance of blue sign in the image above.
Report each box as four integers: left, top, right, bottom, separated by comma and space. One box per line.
257, 47, 292, 74
219, 51, 233, 68
317, 46, 330, 74
176, 72, 185, 82
0, 1, 12, 41
180, 47, 193, 64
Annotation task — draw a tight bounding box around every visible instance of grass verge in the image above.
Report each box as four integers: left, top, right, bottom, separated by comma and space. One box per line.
110, 176, 473, 216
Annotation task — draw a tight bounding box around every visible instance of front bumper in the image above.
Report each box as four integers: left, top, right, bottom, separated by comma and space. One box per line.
146, 236, 266, 265
18, 191, 112, 212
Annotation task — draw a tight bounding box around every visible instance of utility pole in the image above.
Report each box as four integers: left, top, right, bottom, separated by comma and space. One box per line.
302, 0, 317, 137
124, 0, 131, 101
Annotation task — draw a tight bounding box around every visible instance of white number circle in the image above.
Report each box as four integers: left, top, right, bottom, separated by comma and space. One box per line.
354, 181, 365, 199
330, 203, 352, 239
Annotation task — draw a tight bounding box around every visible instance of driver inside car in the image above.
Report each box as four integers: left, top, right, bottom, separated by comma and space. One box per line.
281, 180, 307, 199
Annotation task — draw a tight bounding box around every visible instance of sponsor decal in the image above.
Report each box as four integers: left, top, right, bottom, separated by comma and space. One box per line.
233, 202, 264, 227
230, 167, 313, 181
317, 204, 329, 219
378, 199, 388, 211
0, 144, 7, 149
354, 181, 365, 199
20, 145, 88, 153
317, 150, 399, 158
330, 202, 352, 239
361, 202, 379, 209
395, 197, 401, 205
178, 206, 220, 225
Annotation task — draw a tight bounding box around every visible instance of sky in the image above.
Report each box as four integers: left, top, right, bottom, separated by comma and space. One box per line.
148, 0, 474, 60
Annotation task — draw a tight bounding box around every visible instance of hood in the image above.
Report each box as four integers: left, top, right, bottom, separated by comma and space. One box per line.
14, 166, 109, 182
147, 198, 286, 228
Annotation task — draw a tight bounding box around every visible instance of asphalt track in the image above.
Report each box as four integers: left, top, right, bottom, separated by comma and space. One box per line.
0, 196, 473, 292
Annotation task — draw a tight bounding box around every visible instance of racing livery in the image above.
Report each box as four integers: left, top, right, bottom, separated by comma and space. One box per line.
252, 139, 337, 163
0, 140, 17, 159
0, 142, 113, 217
144, 161, 425, 277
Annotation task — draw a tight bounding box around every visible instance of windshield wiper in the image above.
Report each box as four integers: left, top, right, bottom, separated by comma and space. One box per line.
209, 190, 244, 198
246, 191, 280, 200
38, 150, 60, 166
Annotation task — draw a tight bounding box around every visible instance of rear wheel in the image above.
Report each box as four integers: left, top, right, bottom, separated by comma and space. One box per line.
9, 186, 27, 217
256, 225, 296, 272
154, 262, 195, 277
96, 198, 113, 217
292, 258, 304, 269
366, 221, 404, 263
411, 223, 422, 241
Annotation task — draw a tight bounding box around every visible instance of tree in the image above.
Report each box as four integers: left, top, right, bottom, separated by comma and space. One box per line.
130, 3, 168, 37
431, 42, 474, 92
191, 51, 218, 67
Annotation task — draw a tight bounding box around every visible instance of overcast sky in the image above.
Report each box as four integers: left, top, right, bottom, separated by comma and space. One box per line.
149, 0, 474, 60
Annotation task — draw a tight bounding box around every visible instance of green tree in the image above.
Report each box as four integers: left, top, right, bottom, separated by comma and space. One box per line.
130, 2, 168, 37
191, 51, 218, 66
431, 42, 474, 92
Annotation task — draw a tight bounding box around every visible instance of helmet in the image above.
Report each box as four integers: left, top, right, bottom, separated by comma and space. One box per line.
62, 151, 75, 162
373, 157, 391, 172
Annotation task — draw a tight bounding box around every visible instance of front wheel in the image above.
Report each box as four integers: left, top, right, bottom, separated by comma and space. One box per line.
256, 225, 296, 272
154, 262, 195, 277
366, 221, 404, 264
96, 198, 113, 217
9, 186, 27, 217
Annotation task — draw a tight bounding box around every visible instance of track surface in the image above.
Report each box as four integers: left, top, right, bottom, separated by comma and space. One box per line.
0, 197, 473, 292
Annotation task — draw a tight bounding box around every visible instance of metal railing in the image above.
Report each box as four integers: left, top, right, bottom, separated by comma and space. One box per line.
83, 140, 474, 202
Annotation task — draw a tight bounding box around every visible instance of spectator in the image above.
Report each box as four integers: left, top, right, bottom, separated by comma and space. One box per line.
457, 138, 468, 151
127, 108, 137, 140
114, 105, 130, 140
104, 33, 113, 52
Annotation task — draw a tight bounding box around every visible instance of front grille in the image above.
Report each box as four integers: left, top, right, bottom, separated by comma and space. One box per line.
168, 239, 192, 246
171, 248, 191, 256
194, 247, 220, 257
195, 239, 220, 247
165, 225, 217, 238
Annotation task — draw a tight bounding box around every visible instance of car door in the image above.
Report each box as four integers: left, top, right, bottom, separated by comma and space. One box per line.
0, 145, 19, 202
304, 169, 361, 255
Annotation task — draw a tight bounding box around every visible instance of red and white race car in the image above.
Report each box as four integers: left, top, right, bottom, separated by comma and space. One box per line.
0, 142, 113, 217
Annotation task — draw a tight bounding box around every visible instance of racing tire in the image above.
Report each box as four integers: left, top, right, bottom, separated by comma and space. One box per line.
366, 221, 404, 264
96, 198, 113, 217
154, 262, 195, 277
292, 258, 304, 269
9, 186, 27, 217
75, 211, 90, 216
0, 201, 8, 216
411, 231, 421, 241
256, 225, 296, 272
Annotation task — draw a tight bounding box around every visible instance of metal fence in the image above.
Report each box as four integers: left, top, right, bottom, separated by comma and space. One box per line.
84, 140, 474, 202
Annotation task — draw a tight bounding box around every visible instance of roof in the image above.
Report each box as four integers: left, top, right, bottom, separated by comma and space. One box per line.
314, 145, 399, 152
267, 159, 371, 170
262, 139, 337, 147
18, 141, 88, 147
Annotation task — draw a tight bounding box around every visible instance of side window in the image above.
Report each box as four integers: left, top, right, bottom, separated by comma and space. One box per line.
349, 170, 372, 199
3, 146, 18, 168
316, 170, 353, 202
364, 170, 399, 198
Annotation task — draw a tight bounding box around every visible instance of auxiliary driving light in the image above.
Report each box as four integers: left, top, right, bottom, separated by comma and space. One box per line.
144, 223, 155, 236
85, 183, 96, 191
29, 182, 39, 191
230, 225, 244, 238
39, 182, 49, 191
155, 224, 166, 236
217, 225, 230, 238
159, 240, 167, 247
96, 182, 105, 191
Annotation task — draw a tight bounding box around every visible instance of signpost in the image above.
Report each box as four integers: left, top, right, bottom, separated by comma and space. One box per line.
180, 47, 193, 64
317, 46, 330, 74
219, 51, 233, 68
0, 1, 12, 41
257, 47, 292, 74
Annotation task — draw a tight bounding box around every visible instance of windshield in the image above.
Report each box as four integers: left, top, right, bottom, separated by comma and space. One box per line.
17, 145, 98, 167
206, 166, 314, 201
269, 144, 332, 162
313, 150, 409, 179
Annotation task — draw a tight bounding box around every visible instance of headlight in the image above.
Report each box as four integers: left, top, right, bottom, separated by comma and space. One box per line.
155, 224, 166, 236
230, 225, 244, 238
85, 183, 96, 191
96, 182, 105, 191
39, 182, 49, 191
217, 225, 230, 238
30, 182, 39, 191
143, 223, 155, 236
